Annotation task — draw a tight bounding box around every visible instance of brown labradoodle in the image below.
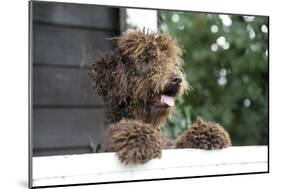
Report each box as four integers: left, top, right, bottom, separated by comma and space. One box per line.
88, 29, 231, 164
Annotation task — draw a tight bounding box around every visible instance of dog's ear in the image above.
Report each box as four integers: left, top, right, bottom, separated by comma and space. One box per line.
88, 52, 128, 102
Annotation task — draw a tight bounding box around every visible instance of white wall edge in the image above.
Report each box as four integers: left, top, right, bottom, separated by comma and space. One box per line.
32, 146, 268, 187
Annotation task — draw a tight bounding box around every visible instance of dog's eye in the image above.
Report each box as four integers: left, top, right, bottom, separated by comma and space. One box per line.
131, 70, 137, 76
138, 62, 153, 73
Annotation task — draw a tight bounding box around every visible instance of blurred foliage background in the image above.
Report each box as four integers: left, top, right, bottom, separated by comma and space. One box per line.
159, 11, 269, 145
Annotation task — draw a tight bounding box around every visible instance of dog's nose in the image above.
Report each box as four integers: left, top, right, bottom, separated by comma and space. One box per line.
171, 76, 182, 84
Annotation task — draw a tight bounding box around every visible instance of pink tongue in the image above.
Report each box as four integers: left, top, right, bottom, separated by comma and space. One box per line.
161, 95, 175, 107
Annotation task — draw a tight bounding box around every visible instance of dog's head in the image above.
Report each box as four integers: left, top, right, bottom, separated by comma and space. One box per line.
89, 30, 188, 126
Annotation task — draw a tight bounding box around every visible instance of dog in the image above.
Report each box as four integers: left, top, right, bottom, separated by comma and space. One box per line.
89, 29, 231, 164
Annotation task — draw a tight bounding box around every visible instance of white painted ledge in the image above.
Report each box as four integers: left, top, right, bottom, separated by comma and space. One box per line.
32, 146, 268, 187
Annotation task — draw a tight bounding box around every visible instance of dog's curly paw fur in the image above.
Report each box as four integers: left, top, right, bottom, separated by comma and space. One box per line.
103, 119, 164, 164
176, 117, 231, 150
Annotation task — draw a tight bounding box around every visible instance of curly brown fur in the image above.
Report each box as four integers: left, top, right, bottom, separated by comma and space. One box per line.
89, 29, 231, 164
104, 119, 164, 164
89, 29, 188, 127
116, 29, 183, 65
176, 117, 231, 150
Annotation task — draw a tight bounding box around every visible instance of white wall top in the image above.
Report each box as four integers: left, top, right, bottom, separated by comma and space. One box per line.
32, 146, 268, 187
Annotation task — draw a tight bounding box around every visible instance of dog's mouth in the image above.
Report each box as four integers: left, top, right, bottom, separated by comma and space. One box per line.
149, 84, 180, 109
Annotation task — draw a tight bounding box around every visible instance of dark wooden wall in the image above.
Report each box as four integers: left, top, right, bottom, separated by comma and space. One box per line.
32, 1, 120, 156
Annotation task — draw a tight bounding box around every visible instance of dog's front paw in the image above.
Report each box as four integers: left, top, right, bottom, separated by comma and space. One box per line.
104, 120, 164, 164
176, 117, 231, 150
